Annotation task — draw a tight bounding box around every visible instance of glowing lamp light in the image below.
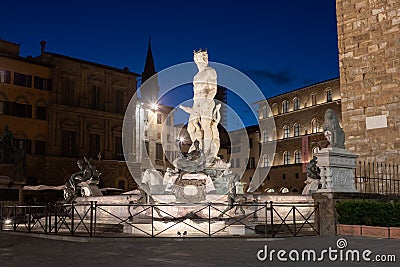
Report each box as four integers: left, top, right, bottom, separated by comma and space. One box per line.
150, 102, 158, 111
4, 219, 12, 225
178, 137, 185, 143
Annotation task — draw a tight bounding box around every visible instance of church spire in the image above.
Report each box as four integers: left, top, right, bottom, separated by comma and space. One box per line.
142, 37, 156, 83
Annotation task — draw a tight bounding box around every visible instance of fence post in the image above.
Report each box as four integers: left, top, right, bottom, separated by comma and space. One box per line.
28, 205, 32, 233
71, 203, 75, 236
151, 204, 154, 237
264, 201, 267, 238
54, 204, 58, 235
208, 203, 211, 237
269, 201, 274, 237
13, 205, 17, 231
0, 204, 3, 231
94, 201, 97, 237
44, 204, 48, 234
89, 201, 94, 237
292, 206, 296, 236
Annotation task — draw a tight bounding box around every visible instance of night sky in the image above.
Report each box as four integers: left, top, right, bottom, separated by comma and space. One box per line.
1, 0, 339, 126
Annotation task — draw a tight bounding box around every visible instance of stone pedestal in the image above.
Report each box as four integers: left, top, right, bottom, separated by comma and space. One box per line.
316, 148, 358, 193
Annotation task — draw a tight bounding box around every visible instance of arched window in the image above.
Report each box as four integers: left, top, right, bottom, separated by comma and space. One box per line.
311, 118, 318, 133
263, 130, 269, 142
326, 89, 332, 102
293, 97, 300, 111
312, 146, 320, 155
263, 106, 269, 118
236, 158, 240, 168
230, 159, 234, 168
294, 150, 302, 163
263, 154, 270, 167
283, 125, 290, 139
294, 123, 300, 137
272, 103, 279, 115
282, 100, 289, 113
283, 151, 290, 165
280, 187, 290, 194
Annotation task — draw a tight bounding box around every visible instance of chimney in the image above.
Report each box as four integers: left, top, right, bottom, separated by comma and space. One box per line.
40, 40, 46, 56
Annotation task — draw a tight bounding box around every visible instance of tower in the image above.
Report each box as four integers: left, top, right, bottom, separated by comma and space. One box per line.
140, 38, 159, 104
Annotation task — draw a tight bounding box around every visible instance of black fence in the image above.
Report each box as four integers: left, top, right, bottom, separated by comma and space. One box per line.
0, 201, 319, 238
355, 161, 400, 195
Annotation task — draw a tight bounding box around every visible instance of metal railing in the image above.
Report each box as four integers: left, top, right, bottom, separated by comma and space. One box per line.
1, 201, 319, 238
355, 161, 400, 195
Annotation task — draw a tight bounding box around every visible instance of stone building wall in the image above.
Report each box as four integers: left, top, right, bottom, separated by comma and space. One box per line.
336, 0, 400, 162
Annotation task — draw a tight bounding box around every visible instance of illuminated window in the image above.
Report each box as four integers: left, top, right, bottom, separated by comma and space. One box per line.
0, 70, 11, 83
294, 150, 302, 163
311, 118, 318, 133
312, 146, 320, 155
263, 130, 269, 142
294, 123, 300, 137
311, 93, 317, 106
293, 97, 300, 111
263, 154, 270, 167
327, 89, 332, 102
262, 106, 269, 118
282, 100, 289, 113
283, 125, 290, 139
283, 151, 290, 165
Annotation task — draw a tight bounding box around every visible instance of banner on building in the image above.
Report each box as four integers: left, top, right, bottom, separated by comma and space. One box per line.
302, 136, 309, 173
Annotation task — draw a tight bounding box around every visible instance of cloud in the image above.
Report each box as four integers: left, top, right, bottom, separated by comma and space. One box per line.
246, 69, 294, 85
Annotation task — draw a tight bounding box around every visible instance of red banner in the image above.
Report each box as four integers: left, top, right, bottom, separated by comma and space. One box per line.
302, 136, 309, 173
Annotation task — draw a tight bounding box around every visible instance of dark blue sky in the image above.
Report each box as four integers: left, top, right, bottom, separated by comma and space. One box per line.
1, 0, 339, 126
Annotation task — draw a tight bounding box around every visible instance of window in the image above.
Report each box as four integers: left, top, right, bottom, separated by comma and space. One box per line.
283, 151, 290, 165
143, 141, 149, 158
263, 130, 269, 142
295, 173, 299, 179
312, 147, 320, 155
156, 143, 163, 160
64, 79, 75, 106
157, 113, 162, 124
294, 150, 302, 163
282, 174, 286, 180
36, 106, 47, 120
311, 118, 318, 133
236, 158, 240, 168
34, 141, 46, 156
311, 93, 317, 106
294, 123, 300, 137
34, 76, 52, 91
89, 134, 100, 158
15, 103, 32, 118
62, 131, 77, 157
283, 125, 290, 139
282, 100, 289, 113
326, 89, 332, 102
14, 139, 32, 155
293, 97, 300, 111
263, 154, 270, 167
230, 159, 234, 168
262, 106, 269, 118
247, 157, 255, 169
115, 90, 124, 114
114, 136, 124, 160
91, 85, 101, 109
0, 70, 11, 83
117, 180, 126, 191
14, 72, 32, 88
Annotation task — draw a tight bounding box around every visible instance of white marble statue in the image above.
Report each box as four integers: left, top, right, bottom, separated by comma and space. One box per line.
180, 50, 220, 162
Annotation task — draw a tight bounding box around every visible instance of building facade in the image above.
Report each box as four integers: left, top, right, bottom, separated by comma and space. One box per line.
0, 40, 52, 181
232, 78, 342, 193
336, 0, 400, 163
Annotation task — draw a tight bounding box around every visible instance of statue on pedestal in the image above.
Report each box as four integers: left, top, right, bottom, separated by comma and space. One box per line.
322, 109, 345, 149
180, 49, 220, 162
64, 157, 102, 202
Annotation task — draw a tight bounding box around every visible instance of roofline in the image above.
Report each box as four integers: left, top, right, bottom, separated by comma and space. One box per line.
0, 54, 53, 68
44, 52, 141, 76
254, 77, 340, 104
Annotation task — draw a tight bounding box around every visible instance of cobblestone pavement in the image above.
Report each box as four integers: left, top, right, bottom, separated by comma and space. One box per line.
0, 232, 399, 267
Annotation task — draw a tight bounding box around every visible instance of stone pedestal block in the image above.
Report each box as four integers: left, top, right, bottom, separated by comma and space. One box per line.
316, 148, 358, 193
